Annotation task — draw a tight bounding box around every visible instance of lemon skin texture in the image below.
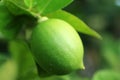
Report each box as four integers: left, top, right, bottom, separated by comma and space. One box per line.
30, 19, 84, 75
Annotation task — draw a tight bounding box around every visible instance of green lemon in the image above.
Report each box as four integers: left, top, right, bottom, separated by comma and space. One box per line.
36, 62, 53, 77
30, 19, 84, 75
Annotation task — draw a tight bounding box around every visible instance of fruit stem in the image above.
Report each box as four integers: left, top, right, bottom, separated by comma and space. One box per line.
30, 12, 48, 23
38, 16, 48, 23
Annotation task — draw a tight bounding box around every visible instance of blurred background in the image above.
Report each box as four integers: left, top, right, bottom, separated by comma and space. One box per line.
0, 0, 120, 80
65, 0, 120, 80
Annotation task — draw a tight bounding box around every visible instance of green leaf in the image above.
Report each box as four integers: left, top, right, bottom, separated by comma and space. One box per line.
0, 1, 13, 31
46, 10, 102, 39
8, 40, 38, 80
24, 0, 33, 9
101, 34, 120, 68
3, 0, 73, 16
92, 70, 120, 80
0, 54, 8, 66
33, 0, 73, 15
0, 59, 17, 80
3, 0, 30, 15
1, 16, 23, 40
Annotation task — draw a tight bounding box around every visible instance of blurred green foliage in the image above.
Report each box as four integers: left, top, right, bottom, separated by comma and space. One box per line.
65, 0, 120, 79
0, 54, 17, 80
0, 0, 120, 80
93, 70, 120, 80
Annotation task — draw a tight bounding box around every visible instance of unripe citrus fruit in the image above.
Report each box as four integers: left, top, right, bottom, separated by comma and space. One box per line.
30, 19, 84, 75
36, 63, 53, 77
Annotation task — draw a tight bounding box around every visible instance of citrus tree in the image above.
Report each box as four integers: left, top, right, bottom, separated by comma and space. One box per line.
0, 0, 101, 80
